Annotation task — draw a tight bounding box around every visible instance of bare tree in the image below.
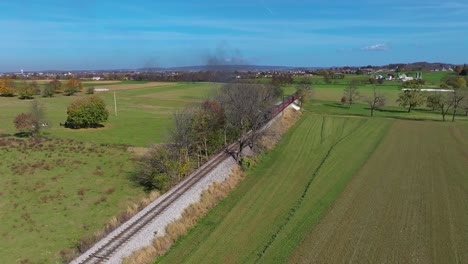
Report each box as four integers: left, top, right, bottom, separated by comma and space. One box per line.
461, 96, 468, 116
170, 107, 197, 167
451, 87, 468, 122
216, 83, 282, 161
30, 100, 46, 136
426, 92, 439, 111
272, 73, 293, 86
365, 87, 386, 117
13, 100, 46, 137
426, 92, 454, 121
343, 79, 360, 106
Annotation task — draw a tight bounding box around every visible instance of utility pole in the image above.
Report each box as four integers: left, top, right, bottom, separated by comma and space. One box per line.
114, 91, 117, 116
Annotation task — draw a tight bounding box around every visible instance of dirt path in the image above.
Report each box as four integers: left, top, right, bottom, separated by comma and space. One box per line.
289, 120, 468, 263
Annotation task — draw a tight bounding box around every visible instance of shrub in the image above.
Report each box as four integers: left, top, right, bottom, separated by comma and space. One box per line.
66, 95, 109, 128
240, 156, 257, 169
134, 145, 178, 191
340, 96, 347, 105
402, 79, 425, 88
13, 101, 45, 137
49, 79, 62, 93
86, 86, 95, 94
31, 81, 41, 95
13, 113, 35, 135
42, 85, 54, 97
17, 82, 35, 99
64, 79, 83, 96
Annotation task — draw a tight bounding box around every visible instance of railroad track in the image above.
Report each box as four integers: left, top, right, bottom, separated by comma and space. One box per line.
75, 98, 297, 264
77, 142, 238, 264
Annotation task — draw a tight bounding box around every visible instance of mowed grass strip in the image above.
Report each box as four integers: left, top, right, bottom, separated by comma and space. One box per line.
289, 120, 468, 263
156, 114, 391, 263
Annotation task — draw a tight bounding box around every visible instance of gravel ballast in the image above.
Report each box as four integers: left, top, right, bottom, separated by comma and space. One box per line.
71, 157, 237, 264
71, 102, 299, 264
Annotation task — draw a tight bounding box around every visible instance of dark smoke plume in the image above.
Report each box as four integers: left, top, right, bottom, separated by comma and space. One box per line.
204, 41, 250, 71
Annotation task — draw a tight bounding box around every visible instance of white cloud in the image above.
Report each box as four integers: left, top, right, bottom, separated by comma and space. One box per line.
361, 44, 390, 51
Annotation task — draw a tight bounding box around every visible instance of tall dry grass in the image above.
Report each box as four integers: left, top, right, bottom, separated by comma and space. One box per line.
258, 108, 302, 151
59, 191, 160, 263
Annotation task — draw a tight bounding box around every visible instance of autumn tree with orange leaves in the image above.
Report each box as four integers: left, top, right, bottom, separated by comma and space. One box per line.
64, 78, 83, 96
49, 79, 63, 93
0, 77, 16, 97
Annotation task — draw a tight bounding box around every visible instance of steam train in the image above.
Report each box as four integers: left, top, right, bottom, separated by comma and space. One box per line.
254, 93, 298, 132
269, 94, 297, 119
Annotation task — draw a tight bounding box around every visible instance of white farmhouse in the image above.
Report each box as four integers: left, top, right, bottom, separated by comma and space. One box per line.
398, 74, 414, 82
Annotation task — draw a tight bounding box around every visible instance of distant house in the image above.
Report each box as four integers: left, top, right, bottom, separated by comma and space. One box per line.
385, 74, 394, 80
398, 74, 414, 82
375, 74, 384, 80
92, 76, 101, 81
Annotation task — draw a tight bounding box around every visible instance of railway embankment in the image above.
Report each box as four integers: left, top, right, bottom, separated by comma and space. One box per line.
71, 154, 237, 264
72, 102, 300, 264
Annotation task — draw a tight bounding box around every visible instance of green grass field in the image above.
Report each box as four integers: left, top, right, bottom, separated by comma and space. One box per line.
156, 114, 391, 263
2, 72, 458, 148
12, 80, 150, 87
0, 81, 219, 263
303, 99, 468, 122
1, 75, 466, 263
82, 80, 151, 87
0, 137, 144, 263
282, 71, 462, 121
156, 111, 468, 263
153, 75, 468, 263
269, 71, 453, 90
290, 120, 468, 263
0, 82, 219, 146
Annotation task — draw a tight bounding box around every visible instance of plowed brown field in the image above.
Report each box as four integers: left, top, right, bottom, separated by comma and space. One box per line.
290, 120, 468, 264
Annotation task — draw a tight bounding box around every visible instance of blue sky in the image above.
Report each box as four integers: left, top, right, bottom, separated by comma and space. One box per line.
1, 0, 467, 71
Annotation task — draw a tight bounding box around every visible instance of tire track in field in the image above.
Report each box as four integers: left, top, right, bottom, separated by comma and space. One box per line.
300, 115, 322, 149
320, 117, 326, 144
289, 120, 468, 264
255, 118, 364, 262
